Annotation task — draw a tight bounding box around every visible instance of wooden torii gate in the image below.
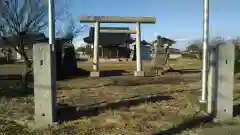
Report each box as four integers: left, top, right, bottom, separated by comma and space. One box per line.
80, 16, 156, 77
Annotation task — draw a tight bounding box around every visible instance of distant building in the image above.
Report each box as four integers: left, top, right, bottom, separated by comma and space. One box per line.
83, 27, 135, 60
151, 37, 176, 54
0, 33, 74, 62
0, 33, 46, 61
151, 37, 182, 59
132, 40, 152, 60
168, 48, 182, 59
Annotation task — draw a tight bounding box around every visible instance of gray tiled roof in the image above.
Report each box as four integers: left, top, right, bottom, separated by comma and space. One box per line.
84, 27, 135, 45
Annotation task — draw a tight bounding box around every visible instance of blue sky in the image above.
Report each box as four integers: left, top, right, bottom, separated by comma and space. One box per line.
68, 0, 240, 50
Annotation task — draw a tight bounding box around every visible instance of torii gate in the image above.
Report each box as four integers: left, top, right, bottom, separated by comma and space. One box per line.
80, 16, 156, 77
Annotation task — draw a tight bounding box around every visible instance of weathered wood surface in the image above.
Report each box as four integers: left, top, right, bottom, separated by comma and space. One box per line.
80, 16, 156, 23
152, 46, 170, 73
100, 29, 136, 34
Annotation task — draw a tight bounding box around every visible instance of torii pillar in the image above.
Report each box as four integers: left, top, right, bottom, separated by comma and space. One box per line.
134, 22, 144, 76
90, 22, 100, 77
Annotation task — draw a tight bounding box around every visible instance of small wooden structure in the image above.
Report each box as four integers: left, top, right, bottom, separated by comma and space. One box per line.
83, 27, 135, 59
132, 40, 152, 61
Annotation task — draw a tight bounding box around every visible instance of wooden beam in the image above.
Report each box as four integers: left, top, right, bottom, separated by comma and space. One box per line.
80, 16, 156, 24
100, 29, 136, 34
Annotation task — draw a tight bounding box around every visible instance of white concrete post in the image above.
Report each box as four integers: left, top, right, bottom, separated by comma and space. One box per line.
33, 43, 56, 128
213, 44, 235, 122
134, 22, 145, 76
91, 22, 100, 77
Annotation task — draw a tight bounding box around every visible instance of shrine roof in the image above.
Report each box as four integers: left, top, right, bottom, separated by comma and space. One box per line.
83, 27, 135, 45
161, 37, 176, 44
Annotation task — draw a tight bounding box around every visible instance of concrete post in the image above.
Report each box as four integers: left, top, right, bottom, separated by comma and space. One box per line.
33, 43, 56, 128
213, 44, 235, 122
91, 22, 100, 77
134, 22, 144, 76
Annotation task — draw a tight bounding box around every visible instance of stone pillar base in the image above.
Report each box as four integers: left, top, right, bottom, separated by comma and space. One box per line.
27, 121, 59, 129
90, 71, 100, 77
134, 71, 145, 77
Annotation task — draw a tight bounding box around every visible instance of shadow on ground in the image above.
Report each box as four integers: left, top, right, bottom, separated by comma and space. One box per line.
161, 68, 201, 75
153, 103, 240, 135
0, 75, 22, 80
60, 67, 200, 80
180, 68, 201, 74
108, 75, 199, 87
57, 95, 173, 122
100, 70, 129, 77
153, 115, 213, 135
0, 82, 33, 98
0, 75, 33, 98
0, 59, 15, 64
76, 58, 88, 62
57, 73, 200, 90
59, 69, 129, 80
57, 68, 89, 80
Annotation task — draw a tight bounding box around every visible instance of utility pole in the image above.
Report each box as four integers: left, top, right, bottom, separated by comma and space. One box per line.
48, 0, 56, 120
200, 0, 209, 103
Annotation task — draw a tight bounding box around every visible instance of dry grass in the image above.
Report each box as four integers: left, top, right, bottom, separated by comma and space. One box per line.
52, 74, 205, 135
78, 59, 201, 72
0, 58, 240, 135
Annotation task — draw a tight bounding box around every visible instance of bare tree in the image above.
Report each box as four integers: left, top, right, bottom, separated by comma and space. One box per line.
185, 37, 227, 60
232, 37, 240, 45
186, 37, 226, 52
185, 40, 202, 52
60, 15, 86, 44
0, 0, 67, 92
